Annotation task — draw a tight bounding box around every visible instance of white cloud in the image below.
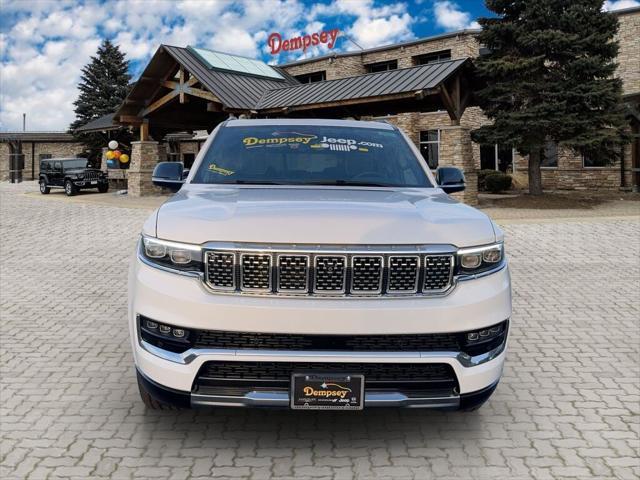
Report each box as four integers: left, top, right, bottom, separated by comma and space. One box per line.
433, 0, 479, 31
603, 0, 640, 10
0, 0, 418, 131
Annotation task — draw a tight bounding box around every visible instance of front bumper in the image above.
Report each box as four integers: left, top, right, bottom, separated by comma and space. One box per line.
129, 256, 511, 408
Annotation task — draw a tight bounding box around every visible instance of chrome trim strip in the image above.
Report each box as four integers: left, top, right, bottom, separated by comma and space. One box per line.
190, 390, 460, 409
139, 335, 507, 368
202, 242, 457, 255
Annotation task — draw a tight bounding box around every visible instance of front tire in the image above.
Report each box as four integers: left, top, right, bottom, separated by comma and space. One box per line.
98, 183, 109, 193
64, 179, 77, 196
39, 180, 50, 194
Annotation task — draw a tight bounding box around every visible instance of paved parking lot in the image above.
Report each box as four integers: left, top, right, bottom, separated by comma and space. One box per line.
1, 182, 639, 480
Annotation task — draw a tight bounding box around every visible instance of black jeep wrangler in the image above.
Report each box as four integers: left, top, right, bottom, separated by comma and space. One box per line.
39, 158, 109, 196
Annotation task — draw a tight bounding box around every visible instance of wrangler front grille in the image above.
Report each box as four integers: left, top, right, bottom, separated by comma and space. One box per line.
205, 247, 454, 297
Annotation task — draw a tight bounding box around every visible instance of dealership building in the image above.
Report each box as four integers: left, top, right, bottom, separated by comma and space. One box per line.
1, 6, 638, 202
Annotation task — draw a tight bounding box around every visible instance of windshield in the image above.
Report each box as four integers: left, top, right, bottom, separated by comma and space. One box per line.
63, 159, 89, 169
191, 125, 432, 187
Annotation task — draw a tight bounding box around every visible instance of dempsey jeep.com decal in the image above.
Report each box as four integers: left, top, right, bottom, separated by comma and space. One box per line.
242, 132, 318, 148
309, 136, 384, 153
208, 164, 235, 176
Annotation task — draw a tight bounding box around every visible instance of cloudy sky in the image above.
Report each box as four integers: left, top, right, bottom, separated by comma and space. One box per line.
0, 0, 637, 132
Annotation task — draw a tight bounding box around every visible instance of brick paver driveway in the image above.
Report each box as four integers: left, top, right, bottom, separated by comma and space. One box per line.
1, 182, 639, 480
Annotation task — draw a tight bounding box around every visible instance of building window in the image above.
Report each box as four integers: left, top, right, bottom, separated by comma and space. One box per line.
541, 140, 558, 168
481, 144, 513, 172
582, 152, 608, 168
365, 60, 397, 73
294, 71, 326, 83
419, 130, 439, 169
182, 153, 195, 169
413, 50, 452, 65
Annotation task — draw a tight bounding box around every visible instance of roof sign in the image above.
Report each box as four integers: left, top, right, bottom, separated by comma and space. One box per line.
267, 29, 340, 55
188, 46, 284, 80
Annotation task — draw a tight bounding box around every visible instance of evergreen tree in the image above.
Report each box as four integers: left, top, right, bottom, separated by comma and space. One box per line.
70, 39, 131, 161
472, 0, 629, 195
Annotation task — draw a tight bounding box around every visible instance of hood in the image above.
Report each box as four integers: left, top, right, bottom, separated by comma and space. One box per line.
66, 168, 100, 174
153, 185, 497, 248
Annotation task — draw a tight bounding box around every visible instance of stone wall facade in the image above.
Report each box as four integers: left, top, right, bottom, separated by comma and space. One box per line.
283, 31, 480, 81
617, 9, 640, 95
128, 141, 167, 197
0, 141, 85, 181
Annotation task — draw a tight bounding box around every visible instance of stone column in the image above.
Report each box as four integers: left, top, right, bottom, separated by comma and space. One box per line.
439, 126, 478, 205
0, 143, 10, 182
128, 141, 164, 197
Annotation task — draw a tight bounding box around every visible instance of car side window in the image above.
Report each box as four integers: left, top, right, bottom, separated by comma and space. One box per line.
53, 161, 62, 172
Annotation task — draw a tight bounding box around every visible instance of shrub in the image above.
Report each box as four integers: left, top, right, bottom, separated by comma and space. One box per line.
478, 169, 500, 191
484, 173, 513, 194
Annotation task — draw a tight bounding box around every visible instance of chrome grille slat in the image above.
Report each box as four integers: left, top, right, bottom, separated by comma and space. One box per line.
351, 256, 383, 294
314, 256, 346, 293
206, 252, 236, 290
240, 254, 271, 291
277, 255, 309, 292
423, 255, 453, 291
388, 255, 420, 293
204, 247, 455, 297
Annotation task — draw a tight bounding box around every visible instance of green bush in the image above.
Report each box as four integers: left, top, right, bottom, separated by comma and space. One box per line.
484, 173, 512, 194
478, 169, 500, 191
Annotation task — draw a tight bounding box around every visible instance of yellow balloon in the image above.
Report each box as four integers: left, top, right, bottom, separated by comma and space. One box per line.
119, 153, 130, 163
105, 150, 115, 159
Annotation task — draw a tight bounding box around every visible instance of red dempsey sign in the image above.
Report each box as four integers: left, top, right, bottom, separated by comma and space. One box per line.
268, 29, 340, 55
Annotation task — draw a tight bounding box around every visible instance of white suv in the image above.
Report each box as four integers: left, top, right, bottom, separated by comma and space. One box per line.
129, 119, 511, 411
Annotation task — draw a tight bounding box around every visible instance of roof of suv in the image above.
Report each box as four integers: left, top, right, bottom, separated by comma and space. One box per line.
224, 118, 396, 130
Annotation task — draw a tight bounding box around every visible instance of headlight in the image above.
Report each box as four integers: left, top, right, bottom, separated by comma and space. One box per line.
140, 235, 203, 273
457, 243, 504, 276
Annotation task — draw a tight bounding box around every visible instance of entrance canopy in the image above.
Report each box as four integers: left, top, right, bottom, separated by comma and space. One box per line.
114, 44, 475, 139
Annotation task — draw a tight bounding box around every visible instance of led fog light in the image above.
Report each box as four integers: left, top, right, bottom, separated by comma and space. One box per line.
159, 325, 171, 334
145, 320, 158, 329
173, 329, 186, 338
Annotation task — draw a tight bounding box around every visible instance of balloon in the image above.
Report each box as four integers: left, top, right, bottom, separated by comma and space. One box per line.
119, 154, 130, 163
113, 150, 122, 159
105, 150, 115, 160
108, 140, 118, 150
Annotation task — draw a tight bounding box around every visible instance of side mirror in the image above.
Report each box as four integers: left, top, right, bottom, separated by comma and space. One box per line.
152, 162, 184, 192
437, 166, 465, 193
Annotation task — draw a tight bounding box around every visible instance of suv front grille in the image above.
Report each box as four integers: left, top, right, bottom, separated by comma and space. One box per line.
194, 330, 461, 351
84, 170, 100, 181
205, 247, 454, 297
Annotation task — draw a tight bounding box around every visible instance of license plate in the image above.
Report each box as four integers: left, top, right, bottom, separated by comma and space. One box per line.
91, 181, 97, 185
291, 373, 364, 410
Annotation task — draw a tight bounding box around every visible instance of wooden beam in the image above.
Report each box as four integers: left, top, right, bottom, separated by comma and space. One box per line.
183, 87, 220, 103
119, 115, 143, 125
179, 67, 185, 104
140, 120, 149, 141
439, 84, 459, 125
453, 75, 462, 120
207, 102, 223, 112
140, 89, 179, 116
